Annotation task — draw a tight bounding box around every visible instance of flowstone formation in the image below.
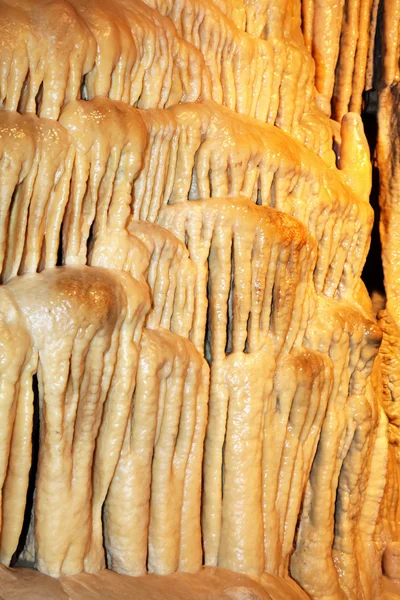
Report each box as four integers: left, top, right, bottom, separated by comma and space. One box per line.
0, 1, 396, 599
375, 0, 400, 585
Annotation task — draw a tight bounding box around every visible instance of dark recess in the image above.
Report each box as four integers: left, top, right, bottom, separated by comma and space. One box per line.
361, 89, 385, 297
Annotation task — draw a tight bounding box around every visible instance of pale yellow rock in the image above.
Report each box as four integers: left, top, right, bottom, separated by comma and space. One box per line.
0, 289, 37, 566
89, 222, 197, 338
302, 0, 376, 120
6, 267, 150, 576
104, 328, 209, 576
134, 101, 372, 300
59, 98, 148, 264
0, 564, 309, 600
383, 543, 400, 581
0, 111, 74, 281
291, 296, 382, 599
376, 13, 400, 591
0, 1, 386, 600
0, 0, 211, 117
158, 196, 315, 356
0, 0, 96, 119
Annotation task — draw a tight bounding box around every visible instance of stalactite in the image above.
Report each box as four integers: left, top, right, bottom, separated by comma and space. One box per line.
59, 98, 148, 265
291, 297, 382, 599
5, 266, 149, 576
104, 328, 208, 576
0, 289, 37, 565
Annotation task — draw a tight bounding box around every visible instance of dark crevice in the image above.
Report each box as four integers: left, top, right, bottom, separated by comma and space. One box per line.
225, 240, 234, 355
11, 374, 40, 566
204, 252, 212, 364
80, 75, 89, 101
87, 219, 96, 263
57, 226, 64, 267
244, 313, 251, 354
361, 108, 385, 299
269, 280, 276, 332
35, 82, 43, 115
17, 73, 30, 114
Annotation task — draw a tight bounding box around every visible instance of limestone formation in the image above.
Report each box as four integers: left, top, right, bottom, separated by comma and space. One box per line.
0, 1, 397, 600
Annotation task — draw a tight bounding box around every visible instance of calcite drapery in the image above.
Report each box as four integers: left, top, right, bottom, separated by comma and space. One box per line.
0, 0, 393, 599
3, 266, 150, 576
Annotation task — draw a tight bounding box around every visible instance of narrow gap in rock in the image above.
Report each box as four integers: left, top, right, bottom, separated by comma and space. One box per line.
57, 226, 63, 267
35, 82, 43, 114
361, 99, 385, 313
225, 239, 234, 355
12, 374, 40, 567
80, 75, 88, 101
205, 251, 212, 364
17, 73, 30, 114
